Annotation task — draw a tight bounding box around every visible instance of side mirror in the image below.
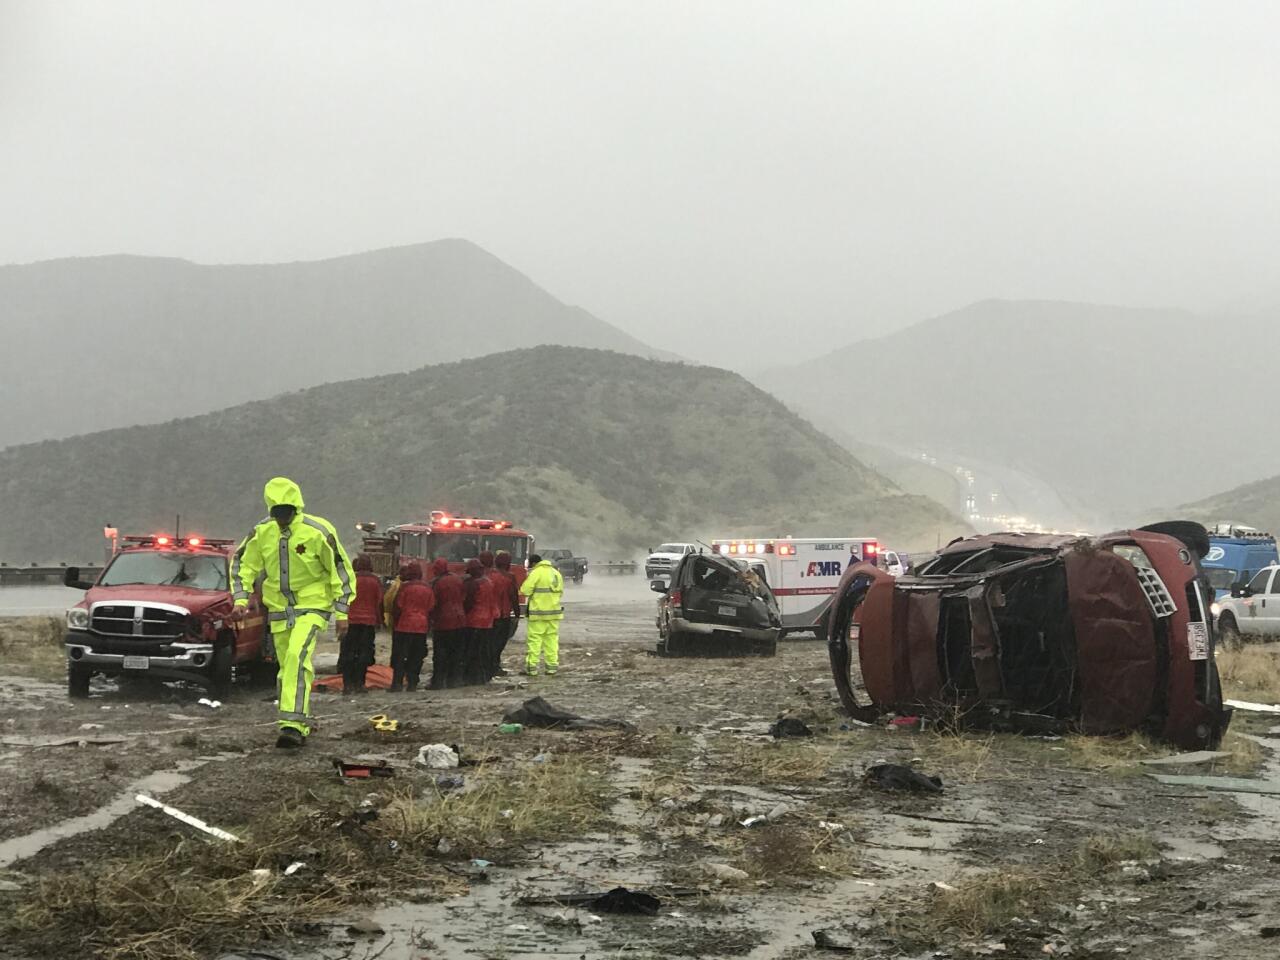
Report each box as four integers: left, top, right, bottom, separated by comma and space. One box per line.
1231, 582, 1249, 598
649, 579, 669, 594
64, 566, 94, 590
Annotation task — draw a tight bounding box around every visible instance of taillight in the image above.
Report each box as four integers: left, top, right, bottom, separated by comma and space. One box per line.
863, 541, 879, 560
670, 589, 682, 607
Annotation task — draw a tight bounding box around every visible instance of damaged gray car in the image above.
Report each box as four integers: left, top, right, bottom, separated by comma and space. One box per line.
650, 552, 781, 656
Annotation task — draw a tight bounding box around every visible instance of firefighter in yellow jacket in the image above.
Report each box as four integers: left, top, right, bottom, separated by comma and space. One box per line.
229, 477, 354, 748
518, 554, 564, 677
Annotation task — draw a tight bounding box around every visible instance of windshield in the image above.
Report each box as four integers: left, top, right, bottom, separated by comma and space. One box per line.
657, 543, 687, 554
100, 551, 229, 590
1205, 567, 1240, 590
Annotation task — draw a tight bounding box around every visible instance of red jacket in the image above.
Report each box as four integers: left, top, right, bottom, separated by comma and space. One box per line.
348, 573, 384, 627
463, 571, 495, 629
430, 571, 467, 631
489, 569, 517, 619
394, 580, 435, 635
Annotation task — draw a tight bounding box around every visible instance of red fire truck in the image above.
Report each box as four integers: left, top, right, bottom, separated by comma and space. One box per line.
359, 511, 534, 577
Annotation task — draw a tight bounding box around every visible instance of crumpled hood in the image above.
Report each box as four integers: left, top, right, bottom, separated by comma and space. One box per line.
263, 477, 305, 511
465, 558, 484, 577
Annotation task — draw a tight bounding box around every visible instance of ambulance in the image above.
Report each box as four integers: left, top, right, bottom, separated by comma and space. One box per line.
711, 536, 881, 634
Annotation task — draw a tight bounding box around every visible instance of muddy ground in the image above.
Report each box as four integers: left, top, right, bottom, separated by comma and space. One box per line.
2, 577, 1280, 960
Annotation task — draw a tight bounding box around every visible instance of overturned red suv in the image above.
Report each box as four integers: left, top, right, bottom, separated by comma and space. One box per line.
828, 523, 1230, 749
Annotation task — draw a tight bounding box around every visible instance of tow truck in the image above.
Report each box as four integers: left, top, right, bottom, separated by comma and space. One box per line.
710, 536, 881, 635
359, 511, 534, 578
62, 533, 268, 699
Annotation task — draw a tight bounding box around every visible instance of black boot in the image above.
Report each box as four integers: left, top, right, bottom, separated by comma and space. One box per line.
275, 727, 304, 749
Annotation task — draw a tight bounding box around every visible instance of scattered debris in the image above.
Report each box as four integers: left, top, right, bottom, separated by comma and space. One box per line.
434, 774, 466, 792
283, 861, 306, 876
812, 928, 856, 952
1148, 774, 1280, 795
769, 717, 813, 738
498, 723, 524, 734
1140, 750, 1232, 767
863, 763, 943, 793
740, 815, 767, 828
367, 713, 399, 733
532, 752, 552, 763
1224, 699, 1280, 715
77, 723, 104, 731
333, 758, 394, 779
416, 743, 460, 769
0, 735, 128, 748
502, 696, 636, 732
702, 862, 749, 882
197, 698, 222, 709
346, 918, 385, 937
136, 794, 240, 842
929, 880, 959, 894
519, 887, 663, 914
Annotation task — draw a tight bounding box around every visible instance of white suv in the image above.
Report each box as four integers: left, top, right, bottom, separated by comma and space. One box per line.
1214, 564, 1280, 645
646, 542, 698, 580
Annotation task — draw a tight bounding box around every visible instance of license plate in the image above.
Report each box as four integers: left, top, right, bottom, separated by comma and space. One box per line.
122, 656, 150, 670
717, 605, 737, 617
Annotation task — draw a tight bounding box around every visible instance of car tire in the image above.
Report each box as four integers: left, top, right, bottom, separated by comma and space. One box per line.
208, 642, 233, 700
68, 661, 91, 699
1218, 614, 1243, 650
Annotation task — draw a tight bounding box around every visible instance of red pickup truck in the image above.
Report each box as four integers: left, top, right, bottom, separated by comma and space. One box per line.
63, 535, 269, 699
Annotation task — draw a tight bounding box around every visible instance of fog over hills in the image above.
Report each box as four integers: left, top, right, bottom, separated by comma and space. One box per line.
0, 347, 964, 562
765, 299, 1280, 524
0, 240, 671, 449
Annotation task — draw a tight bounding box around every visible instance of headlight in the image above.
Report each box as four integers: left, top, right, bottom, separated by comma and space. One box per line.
1210, 602, 1221, 618
66, 607, 90, 630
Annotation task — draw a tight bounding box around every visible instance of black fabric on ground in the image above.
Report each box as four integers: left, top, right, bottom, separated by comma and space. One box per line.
502, 696, 635, 731
770, 717, 814, 738
862, 763, 943, 793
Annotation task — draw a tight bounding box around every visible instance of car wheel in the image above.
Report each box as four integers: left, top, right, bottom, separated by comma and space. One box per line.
1218, 614, 1243, 650
208, 642, 234, 700
68, 660, 91, 699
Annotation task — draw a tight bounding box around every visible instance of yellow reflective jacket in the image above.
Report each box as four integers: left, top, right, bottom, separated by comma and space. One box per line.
519, 560, 564, 620
231, 477, 355, 629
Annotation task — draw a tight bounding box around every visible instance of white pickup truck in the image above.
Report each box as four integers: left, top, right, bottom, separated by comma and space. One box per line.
1213, 563, 1280, 644
645, 542, 698, 580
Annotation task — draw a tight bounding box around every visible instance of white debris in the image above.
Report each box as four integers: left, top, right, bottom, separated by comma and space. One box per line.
703, 862, 749, 882
417, 744, 460, 769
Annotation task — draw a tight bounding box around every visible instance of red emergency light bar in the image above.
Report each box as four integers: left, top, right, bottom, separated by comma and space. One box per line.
429, 513, 511, 531
121, 535, 235, 549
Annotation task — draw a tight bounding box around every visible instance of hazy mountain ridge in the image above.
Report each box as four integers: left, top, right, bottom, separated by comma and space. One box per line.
1179, 474, 1280, 538
763, 299, 1280, 520
0, 240, 672, 450
0, 347, 964, 561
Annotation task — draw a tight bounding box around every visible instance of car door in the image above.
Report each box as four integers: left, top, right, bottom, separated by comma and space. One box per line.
1239, 568, 1274, 636
1258, 567, 1280, 636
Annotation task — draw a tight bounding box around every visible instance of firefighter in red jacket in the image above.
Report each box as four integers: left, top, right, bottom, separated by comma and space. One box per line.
462, 557, 495, 685
489, 551, 521, 677
427, 557, 466, 689
340, 554, 383, 694
391, 561, 435, 692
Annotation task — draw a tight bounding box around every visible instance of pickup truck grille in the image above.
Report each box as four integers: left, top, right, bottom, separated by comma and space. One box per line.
90, 604, 188, 639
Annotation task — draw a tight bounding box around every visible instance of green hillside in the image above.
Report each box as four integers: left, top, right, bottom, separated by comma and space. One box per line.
1179, 474, 1280, 537
0, 347, 964, 561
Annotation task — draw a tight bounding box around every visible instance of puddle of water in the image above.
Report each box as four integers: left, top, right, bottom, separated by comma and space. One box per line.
0, 758, 209, 868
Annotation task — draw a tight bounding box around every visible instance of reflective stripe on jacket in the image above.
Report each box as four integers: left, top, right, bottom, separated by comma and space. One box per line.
520, 561, 564, 620
231, 477, 355, 628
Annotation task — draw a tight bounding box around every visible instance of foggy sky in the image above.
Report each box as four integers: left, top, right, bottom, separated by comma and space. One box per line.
2, 1, 1277, 368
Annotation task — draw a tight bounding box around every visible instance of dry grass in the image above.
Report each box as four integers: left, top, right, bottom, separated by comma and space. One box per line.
1217, 646, 1280, 703
708, 737, 837, 785
1218, 728, 1264, 776
375, 755, 613, 857
737, 822, 859, 881
1075, 831, 1158, 873
0, 616, 65, 680
1061, 732, 1156, 774
5, 757, 612, 960
925, 867, 1055, 937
